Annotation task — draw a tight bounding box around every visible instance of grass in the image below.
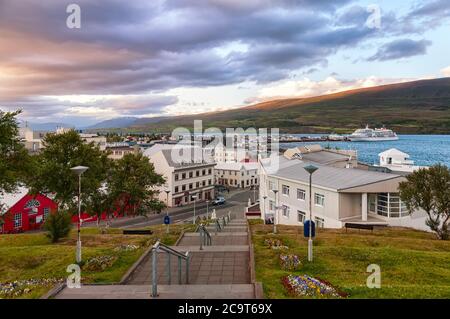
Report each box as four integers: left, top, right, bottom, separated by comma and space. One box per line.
0, 224, 194, 299
250, 222, 450, 299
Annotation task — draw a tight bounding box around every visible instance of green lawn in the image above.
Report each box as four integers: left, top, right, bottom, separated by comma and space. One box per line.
0, 224, 193, 299
250, 221, 450, 299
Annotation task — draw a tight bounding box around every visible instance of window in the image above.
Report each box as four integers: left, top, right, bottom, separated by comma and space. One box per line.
209, 179, 212, 185
14, 213, 22, 229
189, 183, 193, 190
269, 181, 275, 191
182, 173, 186, 179
208, 168, 212, 174
269, 200, 275, 211
376, 193, 409, 218
175, 174, 179, 181
315, 217, 324, 228
282, 205, 290, 217
297, 189, 306, 201
43, 208, 50, 221
202, 169, 206, 175
175, 186, 179, 193
282, 185, 290, 196
314, 193, 325, 207
189, 171, 193, 178
297, 211, 306, 223
196, 170, 200, 177
182, 185, 186, 191
196, 182, 200, 188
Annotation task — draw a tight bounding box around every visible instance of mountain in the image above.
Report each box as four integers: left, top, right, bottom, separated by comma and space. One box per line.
18, 121, 73, 131
128, 77, 450, 134
86, 117, 138, 129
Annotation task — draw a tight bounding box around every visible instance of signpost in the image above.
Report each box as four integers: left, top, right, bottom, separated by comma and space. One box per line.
164, 215, 171, 234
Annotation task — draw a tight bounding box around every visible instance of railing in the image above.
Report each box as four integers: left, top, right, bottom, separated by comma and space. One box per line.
151, 240, 190, 297
198, 224, 212, 250
215, 219, 222, 232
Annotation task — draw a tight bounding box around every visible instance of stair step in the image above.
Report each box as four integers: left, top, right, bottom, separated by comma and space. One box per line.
55, 284, 256, 299
170, 245, 249, 252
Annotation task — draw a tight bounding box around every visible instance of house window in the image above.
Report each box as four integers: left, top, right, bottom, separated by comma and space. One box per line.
315, 217, 325, 228
269, 181, 275, 191
282, 185, 290, 196
189, 171, 193, 178
297, 189, 306, 201
14, 213, 22, 229
297, 211, 306, 223
269, 200, 275, 211
202, 169, 206, 175
189, 183, 193, 190
196, 170, 200, 177
175, 174, 179, 181
182, 185, 186, 191
43, 208, 50, 221
208, 168, 212, 174
314, 193, 325, 207
175, 186, 179, 193
196, 182, 200, 188
182, 173, 186, 179
282, 205, 290, 217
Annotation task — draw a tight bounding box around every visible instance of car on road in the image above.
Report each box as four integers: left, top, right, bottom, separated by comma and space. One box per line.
212, 196, 226, 205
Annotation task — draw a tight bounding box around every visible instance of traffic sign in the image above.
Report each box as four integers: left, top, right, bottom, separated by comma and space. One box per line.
304, 220, 315, 238
164, 215, 171, 225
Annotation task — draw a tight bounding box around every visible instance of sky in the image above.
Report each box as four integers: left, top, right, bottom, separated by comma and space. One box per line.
0, 0, 449, 127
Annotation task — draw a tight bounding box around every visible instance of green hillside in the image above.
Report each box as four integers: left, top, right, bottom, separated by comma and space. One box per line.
130, 78, 450, 134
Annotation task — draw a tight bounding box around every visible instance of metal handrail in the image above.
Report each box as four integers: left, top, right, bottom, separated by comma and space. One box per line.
215, 219, 222, 232
151, 240, 190, 297
198, 224, 212, 250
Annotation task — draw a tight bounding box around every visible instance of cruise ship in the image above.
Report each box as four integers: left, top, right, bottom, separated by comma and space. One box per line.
349, 125, 399, 142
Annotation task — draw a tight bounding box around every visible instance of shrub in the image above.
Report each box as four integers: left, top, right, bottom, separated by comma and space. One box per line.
43, 211, 72, 243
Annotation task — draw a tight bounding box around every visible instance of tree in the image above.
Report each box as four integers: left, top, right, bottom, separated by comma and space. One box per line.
399, 164, 450, 240
43, 210, 72, 242
28, 130, 112, 211
0, 110, 31, 196
110, 153, 165, 217
85, 186, 116, 226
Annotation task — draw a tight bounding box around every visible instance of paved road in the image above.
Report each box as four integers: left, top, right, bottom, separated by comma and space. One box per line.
82, 189, 256, 229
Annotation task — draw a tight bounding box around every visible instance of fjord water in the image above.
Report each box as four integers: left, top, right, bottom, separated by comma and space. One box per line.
282, 135, 450, 167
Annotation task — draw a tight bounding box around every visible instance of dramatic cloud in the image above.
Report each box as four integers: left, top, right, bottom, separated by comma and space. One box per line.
248, 76, 416, 102
368, 39, 432, 61
0, 0, 448, 123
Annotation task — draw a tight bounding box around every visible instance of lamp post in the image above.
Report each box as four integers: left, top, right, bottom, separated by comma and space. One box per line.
165, 189, 170, 234
262, 195, 267, 225
70, 165, 89, 264
304, 164, 318, 262
206, 200, 209, 219
192, 195, 198, 224
272, 189, 278, 234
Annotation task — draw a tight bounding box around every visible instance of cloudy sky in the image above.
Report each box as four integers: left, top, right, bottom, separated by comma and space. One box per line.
0, 0, 449, 126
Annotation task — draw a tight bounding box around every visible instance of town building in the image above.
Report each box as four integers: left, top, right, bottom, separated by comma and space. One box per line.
376, 148, 427, 173
106, 143, 140, 160
259, 146, 429, 231
215, 161, 259, 188
19, 126, 48, 153
143, 144, 216, 207
0, 187, 57, 233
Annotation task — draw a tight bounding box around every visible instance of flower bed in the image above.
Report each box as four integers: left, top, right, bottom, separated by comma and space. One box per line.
279, 254, 301, 270
83, 255, 117, 271
0, 278, 63, 298
282, 274, 347, 298
264, 238, 288, 250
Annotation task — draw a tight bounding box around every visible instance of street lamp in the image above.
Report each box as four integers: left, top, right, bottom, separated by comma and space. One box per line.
70, 165, 89, 263
164, 189, 170, 234
304, 164, 318, 262
192, 195, 198, 224
272, 189, 278, 234
262, 195, 267, 224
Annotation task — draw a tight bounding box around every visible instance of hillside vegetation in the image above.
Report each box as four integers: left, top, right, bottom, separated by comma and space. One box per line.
127, 78, 450, 134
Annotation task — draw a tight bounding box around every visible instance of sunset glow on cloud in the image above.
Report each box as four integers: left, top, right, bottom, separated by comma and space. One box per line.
0, 0, 449, 126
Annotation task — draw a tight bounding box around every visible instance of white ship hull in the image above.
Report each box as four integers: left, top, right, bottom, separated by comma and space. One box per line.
349, 136, 399, 142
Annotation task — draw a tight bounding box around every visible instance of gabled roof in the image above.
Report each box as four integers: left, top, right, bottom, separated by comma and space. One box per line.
0, 187, 29, 215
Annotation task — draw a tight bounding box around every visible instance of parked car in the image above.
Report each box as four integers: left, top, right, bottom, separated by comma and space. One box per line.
212, 196, 226, 205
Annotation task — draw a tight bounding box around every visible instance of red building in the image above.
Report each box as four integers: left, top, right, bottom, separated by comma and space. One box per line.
0, 188, 58, 234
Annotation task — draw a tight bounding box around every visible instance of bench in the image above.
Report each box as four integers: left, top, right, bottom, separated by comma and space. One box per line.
122, 229, 153, 235
345, 223, 375, 232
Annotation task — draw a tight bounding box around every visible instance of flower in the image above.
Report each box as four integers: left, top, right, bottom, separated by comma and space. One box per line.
84, 255, 117, 271
264, 238, 288, 250
279, 254, 301, 270
0, 278, 63, 298
281, 274, 347, 298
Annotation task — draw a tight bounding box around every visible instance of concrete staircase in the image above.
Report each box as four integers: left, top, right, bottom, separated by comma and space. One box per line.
54, 216, 262, 299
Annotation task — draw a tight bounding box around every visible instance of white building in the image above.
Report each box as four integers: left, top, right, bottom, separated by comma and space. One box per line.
259, 147, 429, 232
143, 144, 216, 207
215, 162, 259, 188
19, 127, 47, 153
377, 148, 427, 173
